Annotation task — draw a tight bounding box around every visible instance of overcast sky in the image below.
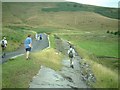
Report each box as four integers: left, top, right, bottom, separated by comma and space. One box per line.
1, 0, 119, 8
66, 0, 119, 8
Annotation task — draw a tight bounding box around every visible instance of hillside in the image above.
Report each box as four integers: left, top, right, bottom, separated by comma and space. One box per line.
2, 2, 119, 52
42, 2, 119, 19
2, 2, 118, 32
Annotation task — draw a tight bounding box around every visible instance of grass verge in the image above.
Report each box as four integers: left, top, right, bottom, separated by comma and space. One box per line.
75, 45, 118, 88
59, 33, 118, 58
49, 34, 56, 48
2, 27, 35, 52
59, 33, 118, 88
2, 48, 62, 88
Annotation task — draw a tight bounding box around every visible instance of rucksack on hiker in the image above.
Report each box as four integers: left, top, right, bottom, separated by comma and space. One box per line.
69, 50, 73, 58
1, 40, 5, 47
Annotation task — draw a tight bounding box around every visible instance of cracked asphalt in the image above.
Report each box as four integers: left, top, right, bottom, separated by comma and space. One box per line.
29, 39, 89, 88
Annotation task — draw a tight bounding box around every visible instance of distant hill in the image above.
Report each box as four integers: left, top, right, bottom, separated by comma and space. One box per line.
42, 2, 119, 20
2, 2, 118, 31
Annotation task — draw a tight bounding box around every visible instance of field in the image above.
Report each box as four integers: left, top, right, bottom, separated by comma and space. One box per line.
59, 31, 118, 58
2, 48, 62, 88
1, 2, 119, 88
58, 31, 119, 88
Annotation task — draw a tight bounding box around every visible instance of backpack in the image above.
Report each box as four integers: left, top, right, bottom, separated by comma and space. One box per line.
1, 40, 5, 47
69, 50, 73, 58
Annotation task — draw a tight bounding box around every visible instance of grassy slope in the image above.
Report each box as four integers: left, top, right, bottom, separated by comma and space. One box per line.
59, 32, 118, 58
42, 2, 119, 19
2, 48, 62, 88
59, 33, 118, 88
1, 27, 35, 52
3, 2, 118, 30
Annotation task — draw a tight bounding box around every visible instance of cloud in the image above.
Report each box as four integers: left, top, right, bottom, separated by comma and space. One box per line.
2, 0, 66, 2
1, 0, 119, 8
66, 0, 119, 8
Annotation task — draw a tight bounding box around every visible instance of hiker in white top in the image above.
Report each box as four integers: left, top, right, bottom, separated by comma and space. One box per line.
68, 45, 75, 68
1, 37, 8, 58
35, 33, 38, 40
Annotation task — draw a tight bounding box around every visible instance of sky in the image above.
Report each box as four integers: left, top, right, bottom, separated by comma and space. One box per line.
1, 0, 119, 8
66, 0, 119, 8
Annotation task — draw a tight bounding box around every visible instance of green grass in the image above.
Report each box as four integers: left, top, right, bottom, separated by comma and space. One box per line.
2, 56, 39, 88
59, 31, 119, 88
2, 2, 119, 88
1, 26, 35, 52
0, 65, 2, 89
75, 45, 118, 88
32, 48, 62, 70
91, 60, 118, 88
78, 41, 118, 58
59, 32, 118, 58
2, 48, 63, 88
59, 32, 119, 70
49, 34, 56, 48
96, 58, 118, 72
32, 27, 58, 33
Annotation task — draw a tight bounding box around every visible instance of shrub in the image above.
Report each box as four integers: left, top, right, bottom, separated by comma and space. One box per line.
106, 30, 109, 33
110, 31, 113, 34
114, 32, 118, 35
73, 4, 77, 7
67, 4, 69, 6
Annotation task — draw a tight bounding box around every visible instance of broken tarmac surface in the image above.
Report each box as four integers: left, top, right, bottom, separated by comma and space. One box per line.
29, 38, 90, 88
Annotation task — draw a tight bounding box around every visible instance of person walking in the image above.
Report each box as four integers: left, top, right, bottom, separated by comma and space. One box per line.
24, 34, 32, 60
39, 34, 42, 40
68, 45, 75, 68
1, 37, 7, 58
35, 33, 38, 40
